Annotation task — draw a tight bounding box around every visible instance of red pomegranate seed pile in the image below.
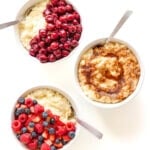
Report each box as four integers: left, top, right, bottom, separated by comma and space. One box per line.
29, 0, 82, 63
12, 97, 76, 150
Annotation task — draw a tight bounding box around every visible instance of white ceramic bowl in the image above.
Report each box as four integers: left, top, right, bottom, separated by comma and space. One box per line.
11, 85, 80, 150
74, 38, 144, 109
14, 0, 83, 63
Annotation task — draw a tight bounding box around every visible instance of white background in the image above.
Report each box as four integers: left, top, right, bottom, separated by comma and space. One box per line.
0, 0, 150, 149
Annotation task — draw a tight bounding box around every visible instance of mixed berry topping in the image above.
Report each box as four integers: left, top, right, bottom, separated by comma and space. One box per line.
12, 97, 76, 150
29, 0, 82, 63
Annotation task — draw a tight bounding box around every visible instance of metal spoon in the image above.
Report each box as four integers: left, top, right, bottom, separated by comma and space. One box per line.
102, 10, 133, 44
0, 6, 33, 30
76, 117, 103, 139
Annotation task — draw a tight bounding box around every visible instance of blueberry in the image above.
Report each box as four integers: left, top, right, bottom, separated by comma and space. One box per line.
38, 140, 43, 146
55, 138, 61, 144
25, 108, 31, 114
68, 131, 75, 139
49, 118, 55, 125
17, 97, 25, 104
42, 112, 48, 119
42, 121, 49, 127
16, 134, 20, 140
15, 108, 25, 116
33, 99, 38, 105
29, 122, 35, 128
61, 139, 68, 145
50, 145, 57, 150
21, 127, 27, 133
38, 135, 44, 142
31, 131, 37, 138
48, 127, 55, 134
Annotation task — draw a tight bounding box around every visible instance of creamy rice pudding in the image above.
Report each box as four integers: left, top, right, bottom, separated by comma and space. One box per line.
78, 41, 140, 104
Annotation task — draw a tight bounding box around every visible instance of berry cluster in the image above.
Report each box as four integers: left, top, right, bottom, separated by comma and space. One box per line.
29, 0, 82, 63
12, 97, 76, 150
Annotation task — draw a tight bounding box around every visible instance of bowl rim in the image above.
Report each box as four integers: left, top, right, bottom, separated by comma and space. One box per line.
11, 85, 81, 150
13, 0, 84, 64
74, 37, 144, 109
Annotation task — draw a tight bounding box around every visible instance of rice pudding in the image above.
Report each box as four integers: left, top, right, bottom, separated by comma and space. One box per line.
78, 41, 140, 104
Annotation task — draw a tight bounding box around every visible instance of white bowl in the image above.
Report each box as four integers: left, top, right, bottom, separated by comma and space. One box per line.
74, 38, 144, 109
11, 85, 80, 150
14, 0, 83, 63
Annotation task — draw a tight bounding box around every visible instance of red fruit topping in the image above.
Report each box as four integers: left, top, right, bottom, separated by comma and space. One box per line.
40, 143, 50, 150
20, 133, 32, 144
66, 122, 76, 131
34, 104, 44, 114
42, 130, 49, 139
35, 123, 44, 134
25, 98, 33, 107
56, 126, 67, 136
28, 139, 38, 150
49, 134, 56, 142
12, 120, 22, 132
18, 114, 28, 123
62, 135, 71, 142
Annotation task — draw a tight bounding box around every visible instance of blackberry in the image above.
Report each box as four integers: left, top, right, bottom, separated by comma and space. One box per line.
17, 97, 25, 104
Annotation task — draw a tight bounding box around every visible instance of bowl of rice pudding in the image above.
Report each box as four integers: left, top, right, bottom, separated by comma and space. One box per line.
75, 38, 144, 108
15, 0, 82, 63
11, 85, 80, 150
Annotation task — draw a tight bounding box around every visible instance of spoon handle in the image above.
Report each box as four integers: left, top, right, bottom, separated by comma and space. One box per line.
76, 117, 103, 139
106, 10, 133, 43
0, 20, 19, 30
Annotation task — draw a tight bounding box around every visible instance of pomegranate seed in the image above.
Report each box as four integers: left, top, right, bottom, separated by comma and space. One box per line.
38, 41, 45, 48
49, 54, 56, 62
64, 41, 71, 50
59, 29, 67, 38
43, 9, 51, 16
57, 6, 66, 14
50, 32, 59, 40
62, 50, 70, 57
52, 7, 58, 13
30, 38, 37, 46
59, 15, 67, 23
67, 14, 74, 21
39, 29, 47, 38
45, 36, 51, 44
58, 0, 66, 6
45, 15, 55, 23
55, 19, 62, 29
68, 25, 76, 33
38, 54, 48, 63
73, 19, 79, 25
74, 33, 81, 41
66, 4, 73, 12
46, 23, 55, 31
60, 37, 67, 43
50, 42, 59, 50
29, 48, 37, 57
39, 48, 47, 55
76, 24, 82, 33
61, 23, 68, 30
51, 0, 59, 6
31, 44, 39, 51
53, 49, 62, 59
46, 3, 53, 10
71, 39, 78, 47
73, 11, 81, 21
59, 43, 64, 49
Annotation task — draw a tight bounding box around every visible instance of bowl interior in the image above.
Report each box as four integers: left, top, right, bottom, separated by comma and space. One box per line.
74, 38, 144, 109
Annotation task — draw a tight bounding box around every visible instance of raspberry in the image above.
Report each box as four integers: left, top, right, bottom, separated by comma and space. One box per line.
20, 133, 32, 144
66, 122, 76, 131
28, 139, 38, 150
12, 120, 22, 132
40, 143, 50, 150
25, 98, 33, 107
35, 123, 44, 134
56, 126, 67, 136
18, 113, 28, 123
34, 104, 44, 114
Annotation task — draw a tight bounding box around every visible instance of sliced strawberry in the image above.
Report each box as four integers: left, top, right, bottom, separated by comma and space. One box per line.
15, 103, 20, 108
20, 133, 32, 144
32, 115, 41, 123
49, 134, 56, 142
62, 135, 71, 142
34, 104, 44, 114
44, 139, 52, 145
42, 130, 49, 139
20, 104, 27, 109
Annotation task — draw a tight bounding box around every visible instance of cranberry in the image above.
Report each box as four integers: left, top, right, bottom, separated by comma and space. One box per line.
68, 25, 76, 33
50, 42, 59, 50
59, 29, 67, 38
49, 54, 56, 62
46, 23, 55, 31
50, 32, 59, 40
39, 29, 47, 38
